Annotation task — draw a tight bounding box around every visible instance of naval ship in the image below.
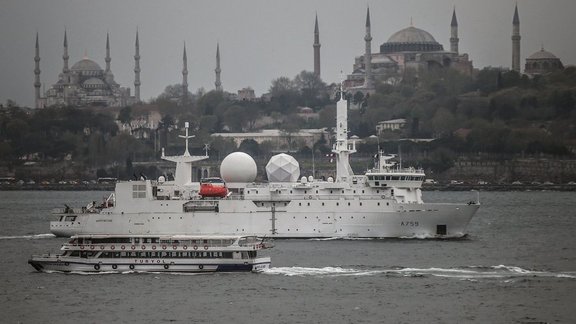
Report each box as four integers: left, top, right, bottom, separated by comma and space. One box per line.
50, 92, 479, 238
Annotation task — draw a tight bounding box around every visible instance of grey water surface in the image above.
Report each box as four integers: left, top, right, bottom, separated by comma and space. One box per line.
0, 190, 574, 323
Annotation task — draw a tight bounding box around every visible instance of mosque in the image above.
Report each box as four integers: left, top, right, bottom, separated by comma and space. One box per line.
34, 31, 141, 108
309, 5, 564, 94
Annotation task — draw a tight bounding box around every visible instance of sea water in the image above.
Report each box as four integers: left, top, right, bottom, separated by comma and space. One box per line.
0, 190, 574, 323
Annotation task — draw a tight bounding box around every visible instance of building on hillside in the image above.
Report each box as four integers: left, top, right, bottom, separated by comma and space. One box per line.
376, 119, 407, 135
524, 47, 564, 77
237, 87, 256, 101
211, 128, 330, 150
344, 7, 473, 95
34, 31, 140, 108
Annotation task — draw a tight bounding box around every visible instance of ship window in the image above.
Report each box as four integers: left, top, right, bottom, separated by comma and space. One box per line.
322, 202, 325, 206
377, 203, 380, 206
348, 202, 350, 206
284, 203, 287, 206
437, 225, 447, 235
353, 190, 356, 194
377, 190, 380, 193
305, 191, 307, 194
256, 191, 259, 194
386, 202, 389, 206
362, 190, 365, 194
330, 190, 333, 194
316, 190, 318, 194
336, 202, 339, 206
375, 182, 379, 186
299, 203, 301, 206
307, 203, 310, 206
290, 191, 293, 194
132, 184, 147, 198
341, 190, 344, 194
359, 202, 362, 206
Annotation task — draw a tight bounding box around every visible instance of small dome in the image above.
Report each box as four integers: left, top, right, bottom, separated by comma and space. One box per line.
71, 58, 103, 71
83, 78, 105, 86
527, 48, 558, 60
387, 26, 438, 44
220, 152, 257, 183
266, 153, 300, 182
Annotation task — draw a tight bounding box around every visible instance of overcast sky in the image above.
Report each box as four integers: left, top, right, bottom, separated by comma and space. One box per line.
1, 0, 575, 108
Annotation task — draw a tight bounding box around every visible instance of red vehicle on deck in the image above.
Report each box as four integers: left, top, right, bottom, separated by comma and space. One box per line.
199, 177, 228, 198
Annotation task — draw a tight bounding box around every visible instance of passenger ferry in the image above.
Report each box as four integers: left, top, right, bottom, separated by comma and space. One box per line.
28, 235, 271, 273
50, 89, 479, 239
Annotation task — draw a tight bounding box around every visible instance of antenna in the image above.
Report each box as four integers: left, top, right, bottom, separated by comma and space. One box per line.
203, 143, 210, 157
178, 121, 195, 157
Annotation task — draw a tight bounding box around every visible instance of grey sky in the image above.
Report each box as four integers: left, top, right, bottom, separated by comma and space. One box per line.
1, 0, 575, 108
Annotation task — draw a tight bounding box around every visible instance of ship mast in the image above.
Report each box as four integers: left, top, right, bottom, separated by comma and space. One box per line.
332, 84, 356, 183
162, 122, 208, 186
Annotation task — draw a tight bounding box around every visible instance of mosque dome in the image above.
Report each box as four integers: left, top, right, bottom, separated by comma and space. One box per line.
83, 78, 106, 88
71, 58, 103, 72
525, 47, 564, 76
527, 48, 558, 60
380, 26, 444, 54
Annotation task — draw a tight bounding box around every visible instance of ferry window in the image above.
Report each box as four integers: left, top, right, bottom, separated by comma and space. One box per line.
341, 190, 344, 194
330, 191, 333, 194
65, 216, 76, 221
322, 203, 325, 206
134, 238, 140, 243
307, 203, 310, 206
353, 190, 356, 194
316, 190, 318, 194
377, 190, 380, 193
336, 202, 339, 206
284, 203, 287, 206
299, 203, 301, 206
132, 184, 147, 198
362, 190, 365, 194
290, 191, 293, 194
348, 202, 350, 206
377, 203, 380, 206
360, 202, 362, 206
256, 191, 259, 194
375, 182, 380, 186
304, 191, 307, 194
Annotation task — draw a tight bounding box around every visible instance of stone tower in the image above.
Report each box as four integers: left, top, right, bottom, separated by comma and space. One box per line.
105, 33, 111, 73
62, 30, 69, 78
512, 3, 521, 73
364, 6, 373, 89
134, 30, 141, 102
182, 42, 189, 100
215, 43, 222, 91
34, 32, 42, 108
313, 13, 321, 78
450, 8, 459, 54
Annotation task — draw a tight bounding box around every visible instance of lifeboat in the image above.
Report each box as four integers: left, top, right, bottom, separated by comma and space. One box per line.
199, 177, 228, 198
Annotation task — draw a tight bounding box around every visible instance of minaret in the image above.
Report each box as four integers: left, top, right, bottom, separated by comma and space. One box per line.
62, 30, 69, 79
313, 13, 321, 78
364, 7, 373, 89
215, 43, 222, 91
182, 42, 189, 99
134, 30, 141, 102
450, 7, 459, 54
34, 32, 42, 108
105, 33, 111, 73
512, 3, 521, 73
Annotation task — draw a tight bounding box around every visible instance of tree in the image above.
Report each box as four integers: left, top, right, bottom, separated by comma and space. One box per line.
117, 106, 133, 130
293, 70, 327, 107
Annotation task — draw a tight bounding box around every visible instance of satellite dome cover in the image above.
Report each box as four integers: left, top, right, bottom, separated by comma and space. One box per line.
266, 153, 300, 182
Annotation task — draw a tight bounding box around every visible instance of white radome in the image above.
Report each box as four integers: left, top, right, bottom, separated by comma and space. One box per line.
220, 152, 257, 183
266, 153, 300, 182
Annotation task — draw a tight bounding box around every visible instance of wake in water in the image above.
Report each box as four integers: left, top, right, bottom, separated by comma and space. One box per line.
0, 233, 56, 240
263, 265, 576, 280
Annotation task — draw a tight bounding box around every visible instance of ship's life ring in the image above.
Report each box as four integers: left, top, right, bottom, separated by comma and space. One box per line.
94, 264, 100, 270
203, 245, 208, 250
80, 245, 85, 250
164, 264, 169, 270
141, 245, 146, 250
131, 245, 136, 250
193, 245, 198, 250
172, 245, 177, 250
183, 245, 188, 250
121, 245, 125, 250
64, 262, 69, 266
129, 264, 135, 270
110, 245, 115, 250
90, 245, 95, 250
112, 264, 117, 270
162, 245, 167, 250
381, 195, 385, 199
309, 195, 313, 199
198, 264, 204, 270
152, 245, 157, 250
100, 245, 105, 250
